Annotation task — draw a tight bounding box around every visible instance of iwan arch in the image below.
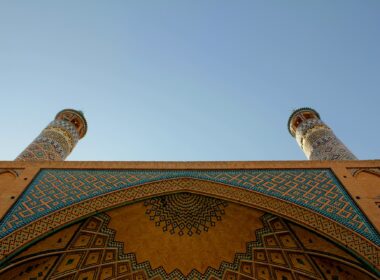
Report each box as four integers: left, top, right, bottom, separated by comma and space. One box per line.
0, 108, 379, 279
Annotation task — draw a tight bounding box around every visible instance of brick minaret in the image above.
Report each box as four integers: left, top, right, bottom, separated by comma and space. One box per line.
16, 109, 87, 161
288, 107, 356, 160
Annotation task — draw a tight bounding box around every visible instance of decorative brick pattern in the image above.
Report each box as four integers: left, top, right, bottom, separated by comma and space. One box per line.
288, 108, 357, 160
15, 109, 86, 161
1, 211, 378, 279
42, 215, 151, 280
16, 120, 79, 161
0, 169, 377, 245
144, 193, 228, 236
298, 124, 357, 160
0, 178, 379, 271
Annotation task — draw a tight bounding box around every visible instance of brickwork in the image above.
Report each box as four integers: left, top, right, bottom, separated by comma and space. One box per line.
144, 193, 228, 236
0, 177, 379, 272
0, 169, 377, 245
0, 207, 378, 279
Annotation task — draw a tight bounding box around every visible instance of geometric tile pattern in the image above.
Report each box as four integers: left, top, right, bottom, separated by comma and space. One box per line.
144, 193, 228, 236
42, 214, 154, 280
15, 119, 80, 161
290, 108, 357, 160
0, 178, 379, 272
1, 212, 378, 279
0, 169, 378, 245
297, 119, 357, 160
15, 109, 86, 161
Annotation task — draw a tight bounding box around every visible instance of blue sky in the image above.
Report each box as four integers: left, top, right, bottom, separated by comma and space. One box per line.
0, 1, 379, 161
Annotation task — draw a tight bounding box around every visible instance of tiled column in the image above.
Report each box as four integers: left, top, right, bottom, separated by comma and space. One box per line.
16, 109, 87, 161
288, 108, 356, 160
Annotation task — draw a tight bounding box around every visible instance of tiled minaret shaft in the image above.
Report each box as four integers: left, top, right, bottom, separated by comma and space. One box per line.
16, 109, 87, 161
288, 108, 356, 160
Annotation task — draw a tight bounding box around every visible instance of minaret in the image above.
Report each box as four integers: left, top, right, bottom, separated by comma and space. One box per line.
16, 109, 87, 161
288, 107, 356, 160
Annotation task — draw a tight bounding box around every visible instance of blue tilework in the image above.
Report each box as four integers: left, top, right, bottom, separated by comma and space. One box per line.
0, 169, 379, 245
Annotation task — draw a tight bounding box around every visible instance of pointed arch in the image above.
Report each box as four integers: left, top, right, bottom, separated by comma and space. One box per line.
0, 177, 379, 274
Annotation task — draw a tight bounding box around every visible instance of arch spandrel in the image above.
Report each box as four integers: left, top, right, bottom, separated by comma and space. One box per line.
0, 194, 378, 279
0, 169, 379, 275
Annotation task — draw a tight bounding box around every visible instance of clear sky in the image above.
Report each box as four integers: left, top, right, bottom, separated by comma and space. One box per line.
0, 1, 379, 161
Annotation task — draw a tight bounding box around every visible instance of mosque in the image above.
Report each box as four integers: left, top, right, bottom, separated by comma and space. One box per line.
0, 108, 379, 279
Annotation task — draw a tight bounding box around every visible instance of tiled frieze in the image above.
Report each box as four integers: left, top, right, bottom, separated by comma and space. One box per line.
0, 178, 379, 271
0, 169, 378, 245
0, 169, 380, 272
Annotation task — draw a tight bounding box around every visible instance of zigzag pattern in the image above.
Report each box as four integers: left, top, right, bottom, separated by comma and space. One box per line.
35, 212, 375, 279
46, 213, 294, 280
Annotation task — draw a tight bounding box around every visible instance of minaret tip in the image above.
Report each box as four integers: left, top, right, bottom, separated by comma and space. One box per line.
287, 107, 320, 137
55, 109, 88, 139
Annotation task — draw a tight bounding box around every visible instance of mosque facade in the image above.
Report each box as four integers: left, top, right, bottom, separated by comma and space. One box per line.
0, 108, 379, 280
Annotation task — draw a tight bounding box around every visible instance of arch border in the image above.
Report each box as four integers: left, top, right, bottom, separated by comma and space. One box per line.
1, 212, 378, 279
0, 177, 379, 273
